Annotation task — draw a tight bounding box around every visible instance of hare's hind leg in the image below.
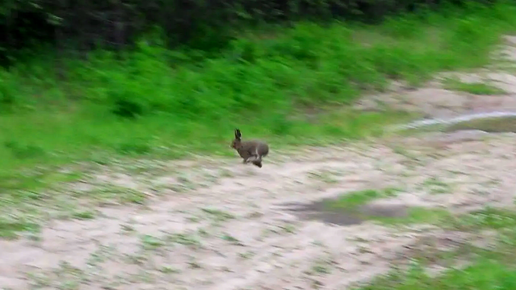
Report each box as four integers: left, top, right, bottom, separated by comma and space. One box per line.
244, 155, 260, 163
251, 154, 263, 168
245, 147, 262, 165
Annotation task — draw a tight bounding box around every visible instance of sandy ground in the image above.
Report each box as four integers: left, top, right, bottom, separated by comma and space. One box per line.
2, 132, 516, 290
2, 36, 516, 290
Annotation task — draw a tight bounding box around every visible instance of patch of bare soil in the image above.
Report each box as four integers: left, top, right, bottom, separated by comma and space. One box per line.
1, 131, 516, 290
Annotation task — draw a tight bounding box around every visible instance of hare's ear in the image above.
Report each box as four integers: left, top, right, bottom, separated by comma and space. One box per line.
235, 129, 242, 140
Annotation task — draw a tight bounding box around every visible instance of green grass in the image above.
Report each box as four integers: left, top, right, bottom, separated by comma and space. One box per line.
0, 219, 40, 239
452, 207, 516, 230
80, 186, 148, 205
0, 2, 515, 183
325, 188, 400, 209
367, 207, 454, 225
358, 258, 516, 290
323, 188, 454, 225
442, 77, 507, 95
422, 177, 452, 194
314, 203, 516, 290
357, 206, 516, 290
71, 210, 97, 220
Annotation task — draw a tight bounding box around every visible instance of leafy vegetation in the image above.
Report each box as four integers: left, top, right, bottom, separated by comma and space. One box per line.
2, 2, 516, 182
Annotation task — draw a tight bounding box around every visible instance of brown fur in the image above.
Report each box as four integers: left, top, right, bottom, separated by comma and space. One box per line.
231, 129, 269, 168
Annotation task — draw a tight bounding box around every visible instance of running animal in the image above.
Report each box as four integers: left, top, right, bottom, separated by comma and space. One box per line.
230, 129, 269, 168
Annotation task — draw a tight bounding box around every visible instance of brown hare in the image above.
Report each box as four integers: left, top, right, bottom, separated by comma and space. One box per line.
231, 129, 269, 168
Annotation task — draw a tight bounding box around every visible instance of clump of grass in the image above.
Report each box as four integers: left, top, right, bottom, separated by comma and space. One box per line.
422, 177, 452, 195
168, 233, 202, 247
222, 233, 244, 246
0, 169, 83, 197
326, 188, 400, 209
85, 185, 148, 205
71, 210, 97, 220
201, 208, 236, 222
0, 219, 40, 239
309, 262, 332, 275
358, 258, 516, 290
442, 78, 506, 95
375, 207, 454, 225
321, 189, 455, 226
140, 234, 166, 250
452, 207, 516, 231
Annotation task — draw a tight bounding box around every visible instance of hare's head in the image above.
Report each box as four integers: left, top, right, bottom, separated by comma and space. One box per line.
231, 129, 242, 149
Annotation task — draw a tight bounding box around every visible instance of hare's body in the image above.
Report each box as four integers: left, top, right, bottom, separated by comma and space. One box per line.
231, 129, 269, 168
236, 141, 269, 167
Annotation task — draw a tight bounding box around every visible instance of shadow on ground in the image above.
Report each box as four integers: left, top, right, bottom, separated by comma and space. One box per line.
281, 197, 409, 226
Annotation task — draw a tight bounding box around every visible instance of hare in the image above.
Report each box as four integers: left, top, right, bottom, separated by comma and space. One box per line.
231, 129, 269, 168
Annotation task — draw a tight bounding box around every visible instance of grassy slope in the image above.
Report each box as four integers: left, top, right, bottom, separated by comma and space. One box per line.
1, 3, 515, 176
